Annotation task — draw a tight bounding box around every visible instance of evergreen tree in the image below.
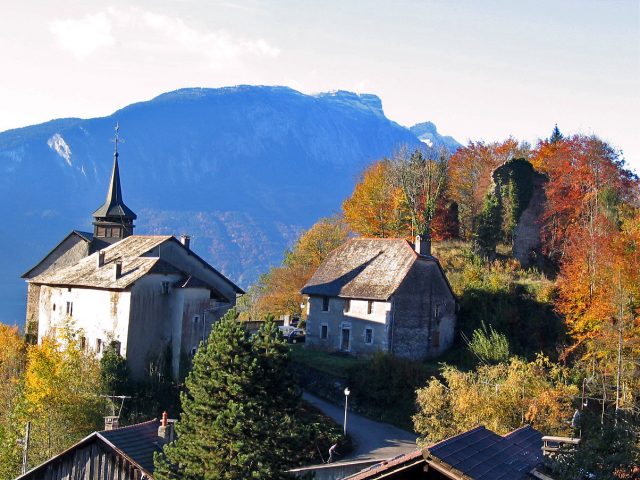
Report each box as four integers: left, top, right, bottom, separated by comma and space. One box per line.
550, 124, 564, 143
154, 310, 299, 479
473, 191, 502, 258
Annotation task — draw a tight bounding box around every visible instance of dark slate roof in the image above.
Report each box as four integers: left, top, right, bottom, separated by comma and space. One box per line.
92, 154, 137, 220
98, 420, 163, 474
424, 425, 543, 480
301, 238, 418, 300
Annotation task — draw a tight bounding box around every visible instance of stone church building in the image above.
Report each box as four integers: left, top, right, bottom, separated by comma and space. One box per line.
302, 236, 457, 360
23, 140, 243, 379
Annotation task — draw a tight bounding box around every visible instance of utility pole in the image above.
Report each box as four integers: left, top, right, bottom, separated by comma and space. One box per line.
21, 421, 30, 475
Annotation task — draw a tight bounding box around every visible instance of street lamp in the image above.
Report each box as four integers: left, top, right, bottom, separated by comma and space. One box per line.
343, 387, 350, 436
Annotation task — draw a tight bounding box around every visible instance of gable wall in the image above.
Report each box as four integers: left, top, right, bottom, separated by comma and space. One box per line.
26, 235, 90, 279
150, 241, 238, 304
391, 260, 456, 360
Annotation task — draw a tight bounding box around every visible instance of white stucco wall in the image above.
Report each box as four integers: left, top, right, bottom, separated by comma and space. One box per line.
37, 285, 131, 356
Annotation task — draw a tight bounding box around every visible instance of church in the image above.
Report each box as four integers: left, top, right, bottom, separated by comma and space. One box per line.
22, 128, 243, 380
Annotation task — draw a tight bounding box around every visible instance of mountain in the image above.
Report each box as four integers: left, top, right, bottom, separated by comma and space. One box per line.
410, 121, 462, 151
0, 85, 458, 325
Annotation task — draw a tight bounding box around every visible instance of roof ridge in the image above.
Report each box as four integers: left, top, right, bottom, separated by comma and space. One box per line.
99, 418, 159, 434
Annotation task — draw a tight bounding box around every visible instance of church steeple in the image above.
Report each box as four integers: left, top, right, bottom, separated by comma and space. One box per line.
92, 123, 137, 243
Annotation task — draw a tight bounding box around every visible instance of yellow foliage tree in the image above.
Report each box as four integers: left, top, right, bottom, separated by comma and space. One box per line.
20, 325, 103, 469
0, 325, 26, 479
413, 355, 577, 445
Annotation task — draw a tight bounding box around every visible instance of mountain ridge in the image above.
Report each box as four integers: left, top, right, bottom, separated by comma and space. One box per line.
0, 85, 459, 325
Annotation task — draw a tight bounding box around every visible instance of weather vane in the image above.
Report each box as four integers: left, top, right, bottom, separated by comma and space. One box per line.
112, 122, 125, 156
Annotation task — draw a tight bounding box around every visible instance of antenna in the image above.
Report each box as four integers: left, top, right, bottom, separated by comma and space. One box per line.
100, 394, 131, 419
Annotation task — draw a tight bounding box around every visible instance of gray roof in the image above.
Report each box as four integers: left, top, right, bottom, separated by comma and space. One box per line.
99, 420, 163, 474
301, 238, 419, 300
29, 235, 174, 289
92, 154, 137, 220
424, 425, 543, 480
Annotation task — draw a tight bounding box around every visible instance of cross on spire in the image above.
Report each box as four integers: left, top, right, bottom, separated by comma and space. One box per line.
112, 122, 125, 157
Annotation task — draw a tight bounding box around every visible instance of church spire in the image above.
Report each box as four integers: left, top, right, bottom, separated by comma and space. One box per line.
92, 123, 137, 243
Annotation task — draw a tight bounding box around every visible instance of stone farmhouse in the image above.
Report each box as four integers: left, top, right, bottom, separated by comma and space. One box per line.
22, 139, 243, 379
301, 236, 457, 360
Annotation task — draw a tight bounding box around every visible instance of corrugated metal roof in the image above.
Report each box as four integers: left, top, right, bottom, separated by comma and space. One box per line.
98, 420, 163, 474
301, 238, 418, 300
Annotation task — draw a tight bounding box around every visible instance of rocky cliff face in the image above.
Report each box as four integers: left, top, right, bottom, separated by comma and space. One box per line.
0, 86, 459, 325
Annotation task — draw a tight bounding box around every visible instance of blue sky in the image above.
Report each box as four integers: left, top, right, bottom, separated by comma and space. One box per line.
1, 0, 638, 171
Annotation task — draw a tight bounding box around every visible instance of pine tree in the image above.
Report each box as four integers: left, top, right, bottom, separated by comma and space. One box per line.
154, 311, 299, 479
550, 124, 564, 143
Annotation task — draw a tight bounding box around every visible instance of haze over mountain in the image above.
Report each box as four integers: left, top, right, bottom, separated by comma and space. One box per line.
0, 85, 459, 325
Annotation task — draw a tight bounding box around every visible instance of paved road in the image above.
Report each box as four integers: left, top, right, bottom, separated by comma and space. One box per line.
303, 392, 419, 461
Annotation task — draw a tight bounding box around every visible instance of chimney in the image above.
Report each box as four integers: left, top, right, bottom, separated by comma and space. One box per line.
97, 251, 106, 267
104, 416, 119, 431
415, 234, 431, 256
113, 260, 122, 280
180, 234, 191, 250
158, 411, 175, 444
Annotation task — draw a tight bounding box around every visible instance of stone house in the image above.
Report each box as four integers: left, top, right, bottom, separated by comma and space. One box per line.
301, 236, 457, 360
23, 142, 243, 379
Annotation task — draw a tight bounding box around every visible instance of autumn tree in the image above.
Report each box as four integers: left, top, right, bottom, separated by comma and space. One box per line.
390, 146, 450, 239
19, 326, 103, 469
255, 216, 349, 317
343, 159, 409, 238
0, 325, 26, 479
448, 139, 530, 239
413, 355, 577, 445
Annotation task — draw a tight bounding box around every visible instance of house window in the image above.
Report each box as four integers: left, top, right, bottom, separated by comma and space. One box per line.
191, 347, 197, 357
343, 299, 351, 313
193, 315, 200, 324
321, 297, 330, 312
432, 331, 440, 348
96, 226, 106, 236
434, 304, 441, 318
340, 327, 351, 351
111, 340, 121, 355
80, 336, 86, 351
52, 303, 56, 312
96, 338, 102, 353
320, 324, 328, 340
66, 301, 73, 316
364, 328, 373, 344
367, 300, 374, 315
161, 282, 170, 295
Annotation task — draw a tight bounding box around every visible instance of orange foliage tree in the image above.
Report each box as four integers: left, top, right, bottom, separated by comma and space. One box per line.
448, 139, 530, 239
254, 217, 350, 317
343, 160, 409, 238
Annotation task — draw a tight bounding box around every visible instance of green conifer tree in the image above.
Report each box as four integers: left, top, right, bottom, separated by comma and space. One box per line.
473, 191, 502, 258
550, 124, 564, 143
154, 311, 299, 479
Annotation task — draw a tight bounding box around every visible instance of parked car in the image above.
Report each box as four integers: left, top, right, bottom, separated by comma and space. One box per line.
287, 328, 305, 344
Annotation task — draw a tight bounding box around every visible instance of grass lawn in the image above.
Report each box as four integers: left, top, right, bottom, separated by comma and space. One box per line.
290, 344, 366, 377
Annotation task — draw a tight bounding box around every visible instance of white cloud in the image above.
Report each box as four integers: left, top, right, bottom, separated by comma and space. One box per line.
49, 7, 279, 63
49, 12, 115, 59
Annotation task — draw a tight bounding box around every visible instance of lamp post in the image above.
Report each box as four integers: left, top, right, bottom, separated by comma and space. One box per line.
343, 387, 350, 436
